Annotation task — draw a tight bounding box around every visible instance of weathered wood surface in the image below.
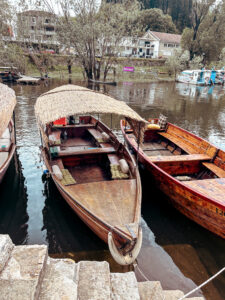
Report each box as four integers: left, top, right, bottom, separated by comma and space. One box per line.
148, 154, 210, 163
202, 162, 225, 178
121, 119, 225, 239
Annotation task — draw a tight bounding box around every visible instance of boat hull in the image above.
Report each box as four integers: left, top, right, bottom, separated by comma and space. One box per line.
0, 120, 16, 184
121, 122, 225, 239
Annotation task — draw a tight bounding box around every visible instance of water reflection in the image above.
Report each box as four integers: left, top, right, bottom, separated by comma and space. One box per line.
0, 79, 225, 299
0, 153, 28, 245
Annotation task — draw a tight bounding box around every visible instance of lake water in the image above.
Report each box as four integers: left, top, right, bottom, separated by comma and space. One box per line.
0, 79, 225, 299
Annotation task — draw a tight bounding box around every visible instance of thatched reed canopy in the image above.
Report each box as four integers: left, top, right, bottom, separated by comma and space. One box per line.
0, 83, 16, 137
35, 85, 146, 127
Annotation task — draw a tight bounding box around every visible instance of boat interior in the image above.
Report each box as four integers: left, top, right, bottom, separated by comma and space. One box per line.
124, 118, 225, 202
46, 116, 136, 184
0, 122, 13, 170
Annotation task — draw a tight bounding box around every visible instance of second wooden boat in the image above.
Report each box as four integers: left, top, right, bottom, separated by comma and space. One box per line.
35, 84, 146, 265
0, 83, 16, 184
121, 117, 225, 239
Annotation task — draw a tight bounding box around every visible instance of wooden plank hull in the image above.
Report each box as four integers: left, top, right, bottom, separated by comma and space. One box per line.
121, 121, 225, 239
0, 120, 16, 184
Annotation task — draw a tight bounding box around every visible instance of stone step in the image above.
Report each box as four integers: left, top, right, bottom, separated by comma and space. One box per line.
111, 272, 140, 300
0, 244, 48, 300
39, 257, 77, 300
77, 261, 111, 300
138, 281, 164, 300
163, 290, 184, 300
185, 297, 205, 300
0, 235, 14, 273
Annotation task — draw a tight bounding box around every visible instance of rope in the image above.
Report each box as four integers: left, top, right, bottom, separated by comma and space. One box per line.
134, 263, 165, 300
178, 267, 225, 300
134, 262, 225, 300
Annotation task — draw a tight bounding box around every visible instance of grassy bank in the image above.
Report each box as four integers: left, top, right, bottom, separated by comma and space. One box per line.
26, 63, 175, 83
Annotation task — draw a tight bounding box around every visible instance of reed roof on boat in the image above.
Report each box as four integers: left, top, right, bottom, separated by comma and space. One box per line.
0, 83, 16, 137
35, 84, 147, 125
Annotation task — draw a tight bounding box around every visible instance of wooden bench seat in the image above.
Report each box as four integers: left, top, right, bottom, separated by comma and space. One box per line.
88, 128, 104, 141
107, 154, 120, 165
158, 132, 197, 154
202, 162, 225, 178
148, 154, 211, 163
58, 146, 116, 157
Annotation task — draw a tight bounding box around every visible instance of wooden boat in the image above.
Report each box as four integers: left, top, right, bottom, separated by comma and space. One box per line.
121, 118, 225, 239
0, 83, 16, 184
0, 67, 20, 83
88, 79, 117, 86
35, 84, 146, 265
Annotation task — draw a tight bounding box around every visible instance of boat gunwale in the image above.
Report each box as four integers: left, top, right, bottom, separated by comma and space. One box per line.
121, 120, 225, 211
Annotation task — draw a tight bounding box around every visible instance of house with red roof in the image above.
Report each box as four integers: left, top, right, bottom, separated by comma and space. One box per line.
138, 30, 181, 58
119, 30, 181, 58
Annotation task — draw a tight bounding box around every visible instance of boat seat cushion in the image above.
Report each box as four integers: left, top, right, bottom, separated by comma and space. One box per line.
0, 139, 11, 152
158, 114, 167, 129
61, 169, 76, 186
0, 152, 8, 167
110, 164, 129, 180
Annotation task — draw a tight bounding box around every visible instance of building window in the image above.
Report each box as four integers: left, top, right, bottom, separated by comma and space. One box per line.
31, 26, 34, 30
45, 27, 54, 32
32, 17, 36, 23
45, 19, 50, 23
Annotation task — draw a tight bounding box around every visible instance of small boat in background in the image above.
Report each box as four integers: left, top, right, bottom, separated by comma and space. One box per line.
35, 84, 146, 265
121, 116, 225, 239
176, 68, 225, 86
88, 79, 117, 86
0, 83, 16, 183
0, 67, 21, 83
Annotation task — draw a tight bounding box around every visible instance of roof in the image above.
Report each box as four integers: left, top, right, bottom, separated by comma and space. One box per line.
35, 85, 146, 126
150, 31, 181, 44
0, 83, 16, 137
18, 10, 55, 17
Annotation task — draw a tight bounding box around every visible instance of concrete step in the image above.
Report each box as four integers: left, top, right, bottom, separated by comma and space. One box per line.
185, 297, 205, 300
0, 245, 48, 300
77, 261, 111, 300
39, 257, 77, 300
111, 272, 140, 300
163, 290, 184, 300
0, 235, 14, 273
138, 281, 164, 300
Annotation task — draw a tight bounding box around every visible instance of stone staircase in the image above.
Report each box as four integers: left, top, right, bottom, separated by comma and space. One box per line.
0, 235, 205, 300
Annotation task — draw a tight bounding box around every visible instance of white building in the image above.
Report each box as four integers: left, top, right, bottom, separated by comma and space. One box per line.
120, 30, 181, 59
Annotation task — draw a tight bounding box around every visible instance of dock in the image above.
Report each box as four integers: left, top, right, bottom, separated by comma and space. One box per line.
0, 234, 204, 300
17, 76, 41, 85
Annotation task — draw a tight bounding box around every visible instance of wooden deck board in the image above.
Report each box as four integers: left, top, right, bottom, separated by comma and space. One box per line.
65, 179, 137, 226
203, 162, 225, 178
159, 132, 197, 154
148, 154, 211, 163
184, 178, 225, 205
62, 137, 93, 147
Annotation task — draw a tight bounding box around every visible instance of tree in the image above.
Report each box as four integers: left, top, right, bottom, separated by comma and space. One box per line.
139, 8, 177, 33
137, 0, 193, 32
55, 0, 140, 81
0, 0, 12, 38
181, 0, 225, 62
165, 49, 189, 76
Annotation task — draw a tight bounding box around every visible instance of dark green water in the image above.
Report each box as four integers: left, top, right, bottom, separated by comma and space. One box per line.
0, 79, 225, 299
